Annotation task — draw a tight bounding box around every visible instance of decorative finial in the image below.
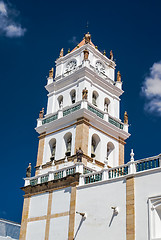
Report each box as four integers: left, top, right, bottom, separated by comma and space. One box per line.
84, 32, 91, 44
95, 46, 98, 49
117, 71, 121, 82
39, 108, 44, 119
59, 48, 64, 57
26, 163, 31, 178
49, 67, 54, 78
130, 149, 134, 162
83, 49, 89, 60
77, 45, 79, 48
103, 50, 106, 56
124, 111, 128, 124
82, 87, 88, 100
68, 48, 70, 53
110, 50, 113, 61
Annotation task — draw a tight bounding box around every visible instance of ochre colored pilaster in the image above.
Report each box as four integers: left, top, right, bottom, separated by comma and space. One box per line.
119, 137, 125, 165
68, 186, 77, 240
75, 118, 89, 155
45, 192, 52, 240
19, 197, 30, 240
35, 134, 45, 175
126, 177, 135, 240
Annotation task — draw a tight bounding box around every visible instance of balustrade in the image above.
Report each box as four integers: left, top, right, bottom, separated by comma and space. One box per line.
25, 155, 161, 188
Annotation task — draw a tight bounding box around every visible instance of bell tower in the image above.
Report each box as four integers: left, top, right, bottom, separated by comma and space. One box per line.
20, 33, 130, 240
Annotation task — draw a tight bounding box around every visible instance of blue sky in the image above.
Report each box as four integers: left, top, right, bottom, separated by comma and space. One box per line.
0, 0, 161, 223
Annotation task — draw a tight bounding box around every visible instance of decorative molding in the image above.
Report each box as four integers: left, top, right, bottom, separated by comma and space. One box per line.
21, 173, 80, 197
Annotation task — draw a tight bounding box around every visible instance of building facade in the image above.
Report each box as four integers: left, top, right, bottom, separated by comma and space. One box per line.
20, 33, 161, 240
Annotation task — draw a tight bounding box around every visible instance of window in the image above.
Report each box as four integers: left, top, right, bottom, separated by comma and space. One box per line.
107, 142, 115, 164
91, 134, 100, 159
49, 139, 56, 161
58, 95, 63, 109
64, 132, 72, 157
92, 91, 98, 107
149, 197, 161, 240
70, 90, 76, 104
104, 98, 110, 113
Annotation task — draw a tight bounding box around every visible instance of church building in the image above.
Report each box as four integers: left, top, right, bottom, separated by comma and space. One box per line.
19, 32, 161, 240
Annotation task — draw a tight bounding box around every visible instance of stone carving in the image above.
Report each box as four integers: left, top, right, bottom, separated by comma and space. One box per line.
76, 148, 83, 162
82, 88, 88, 100
39, 108, 44, 119
117, 71, 121, 82
110, 50, 113, 61
84, 32, 91, 44
49, 68, 54, 78
59, 48, 64, 57
26, 163, 31, 178
83, 49, 89, 60
124, 111, 128, 124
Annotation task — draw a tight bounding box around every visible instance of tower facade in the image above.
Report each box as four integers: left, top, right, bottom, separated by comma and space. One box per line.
20, 33, 133, 240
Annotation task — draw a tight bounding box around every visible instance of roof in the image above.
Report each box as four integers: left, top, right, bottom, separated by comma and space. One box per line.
0, 219, 20, 240
71, 38, 95, 53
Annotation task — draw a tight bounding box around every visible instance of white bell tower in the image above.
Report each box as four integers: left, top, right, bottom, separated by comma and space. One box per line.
20, 32, 130, 240
36, 32, 130, 173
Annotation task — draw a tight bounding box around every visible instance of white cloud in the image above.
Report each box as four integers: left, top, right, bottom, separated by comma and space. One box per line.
5, 24, 26, 37
0, 1, 7, 16
0, 1, 26, 38
142, 61, 161, 115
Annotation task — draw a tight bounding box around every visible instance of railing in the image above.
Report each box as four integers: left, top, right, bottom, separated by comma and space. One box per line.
108, 165, 128, 179
41, 175, 49, 183
42, 114, 58, 125
39, 101, 124, 131
54, 171, 63, 180
109, 117, 123, 129
63, 104, 81, 116
87, 104, 104, 119
66, 167, 75, 176
25, 155, 161, 188
136, 158, 159, 172
83, 167, 93, 174
30, 178, 38, 186
84, 172, 103, 184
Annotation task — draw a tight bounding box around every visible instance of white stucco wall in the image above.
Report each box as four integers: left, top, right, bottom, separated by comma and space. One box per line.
26, 220, 46, 240
135, 170, 161, 240
75, 179, 126, 240
49, 216, 69, 240
28, 193, 49, 218
51, 187, 71, 214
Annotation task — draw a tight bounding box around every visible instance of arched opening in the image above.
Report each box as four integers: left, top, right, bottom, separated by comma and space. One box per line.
107, 142, 115, 163
151, 199, 161, 238
92, 91, 98, 107
91, 134, 100, 159
104, 98, 110, 113
64, 132, 72, 157
49, 138, 56, 161
58, 95, 63, 109
70, 89, 76, 104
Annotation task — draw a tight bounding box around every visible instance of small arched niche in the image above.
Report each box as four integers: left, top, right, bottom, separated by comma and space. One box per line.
107, 142, 115, 163
64, 132, 72, 157
92, 91, 99, 107
104, 98, 110, 113
49, 138, 56, 161
91, 134, 100, 159
58, 95, 63, 109
70, 89, 76, 104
